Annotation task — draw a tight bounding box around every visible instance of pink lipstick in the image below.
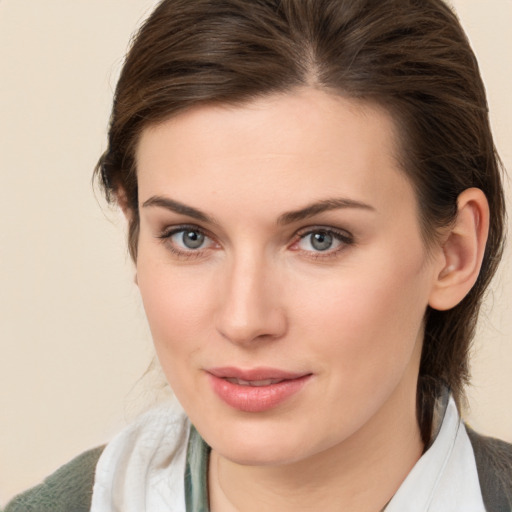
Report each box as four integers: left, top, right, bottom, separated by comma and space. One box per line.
206, 367, 312, 413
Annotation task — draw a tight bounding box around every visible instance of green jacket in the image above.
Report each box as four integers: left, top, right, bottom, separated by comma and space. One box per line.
4, 429, 512, 512
4, 446, 104, 512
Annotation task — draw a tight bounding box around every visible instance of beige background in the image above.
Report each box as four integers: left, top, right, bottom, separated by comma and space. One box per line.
0, 0, 510, 505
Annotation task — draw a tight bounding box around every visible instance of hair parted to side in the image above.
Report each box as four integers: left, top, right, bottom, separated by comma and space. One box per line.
95, 0, 506, 444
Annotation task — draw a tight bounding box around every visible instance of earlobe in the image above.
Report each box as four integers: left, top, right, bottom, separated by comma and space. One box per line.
428, 188, 489, 311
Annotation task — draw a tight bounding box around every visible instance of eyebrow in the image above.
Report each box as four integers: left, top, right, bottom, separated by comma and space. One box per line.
142, 195, 374, 225
142, 196, 215, 223
277, 198, 375, 225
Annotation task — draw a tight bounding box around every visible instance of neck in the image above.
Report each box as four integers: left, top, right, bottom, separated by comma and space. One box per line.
208, 383, 424, 512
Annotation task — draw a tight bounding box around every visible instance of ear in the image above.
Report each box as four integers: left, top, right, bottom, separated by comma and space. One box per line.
428, 188, 489, 311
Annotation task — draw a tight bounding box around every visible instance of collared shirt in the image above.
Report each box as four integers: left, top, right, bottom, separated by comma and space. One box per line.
385, 396, 486, 511
91, 395, 486, 512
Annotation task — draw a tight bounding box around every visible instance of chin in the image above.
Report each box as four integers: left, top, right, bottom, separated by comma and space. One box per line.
200, 416, 328, 467
217, 441, 309, 467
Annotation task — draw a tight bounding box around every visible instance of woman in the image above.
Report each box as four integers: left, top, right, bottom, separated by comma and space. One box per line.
5, 0, 511, 510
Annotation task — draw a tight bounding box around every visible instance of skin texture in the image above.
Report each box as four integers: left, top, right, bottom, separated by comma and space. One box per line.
133, 88, 487, 511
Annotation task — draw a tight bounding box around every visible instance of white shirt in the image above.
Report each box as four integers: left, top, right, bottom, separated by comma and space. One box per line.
90, 395, 485, 512
386, 396, 486, 511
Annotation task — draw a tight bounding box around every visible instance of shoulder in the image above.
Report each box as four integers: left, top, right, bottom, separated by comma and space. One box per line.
4, 445, 105, 512
466, 427, 512, 512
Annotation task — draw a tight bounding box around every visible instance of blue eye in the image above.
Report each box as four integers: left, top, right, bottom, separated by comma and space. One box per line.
296, 229, 351, 254
173, 229, 206, 250
309, 231, 335, 251
158, 226, 216, 255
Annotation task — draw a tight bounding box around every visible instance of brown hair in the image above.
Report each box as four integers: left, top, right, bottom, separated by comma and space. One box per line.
96, 0, 506, 443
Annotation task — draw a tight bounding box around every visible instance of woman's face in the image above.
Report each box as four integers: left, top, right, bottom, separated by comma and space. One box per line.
135, 89, 443, 465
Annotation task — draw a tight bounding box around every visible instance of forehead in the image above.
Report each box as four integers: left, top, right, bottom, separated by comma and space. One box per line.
135, 88, 413, 219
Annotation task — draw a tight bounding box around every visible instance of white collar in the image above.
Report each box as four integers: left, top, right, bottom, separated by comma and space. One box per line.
90, 395, 485, 512
385, 396, 485, 511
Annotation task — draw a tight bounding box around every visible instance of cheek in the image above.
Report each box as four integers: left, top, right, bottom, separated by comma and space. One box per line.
294, 248, 431, 381
283, 253, 430, 441
136, 265, 215, 404
136, 255, 215, 362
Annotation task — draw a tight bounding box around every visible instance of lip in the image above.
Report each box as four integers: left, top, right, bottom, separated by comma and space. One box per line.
206, 367, 312, 413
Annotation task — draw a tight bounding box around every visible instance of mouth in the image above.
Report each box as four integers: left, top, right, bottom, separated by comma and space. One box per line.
206, 367, 312, 413
224, 377, 287, 387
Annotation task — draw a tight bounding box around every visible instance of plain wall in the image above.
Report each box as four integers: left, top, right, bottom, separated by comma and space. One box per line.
0, 0, 510, 505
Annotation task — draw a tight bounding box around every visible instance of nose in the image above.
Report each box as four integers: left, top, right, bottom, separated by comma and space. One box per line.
214, 252, 287, 346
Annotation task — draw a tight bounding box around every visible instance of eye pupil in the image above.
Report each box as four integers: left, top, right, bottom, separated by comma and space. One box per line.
182, 230, 204, 249
311, 231, 333, 251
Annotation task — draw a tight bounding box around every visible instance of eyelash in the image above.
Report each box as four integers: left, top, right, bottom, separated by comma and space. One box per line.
292, 227, 354, 259
156, 225, 354, 260
157, 225, 216, 260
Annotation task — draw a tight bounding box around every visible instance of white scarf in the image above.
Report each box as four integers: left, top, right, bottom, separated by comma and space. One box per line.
90, 396, 485, 512
91, 398, 190, 512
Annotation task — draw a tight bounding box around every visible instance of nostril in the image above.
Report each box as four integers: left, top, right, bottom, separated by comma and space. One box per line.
215, 308, 287, 346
